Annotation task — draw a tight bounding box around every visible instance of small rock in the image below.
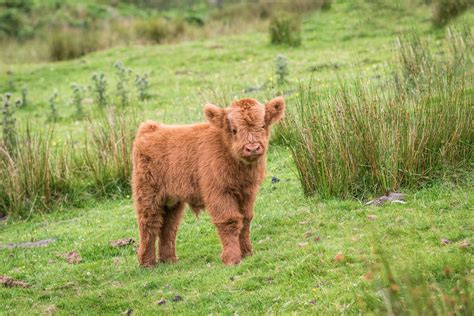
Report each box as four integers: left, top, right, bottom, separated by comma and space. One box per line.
66, 251, 81, 264
172, 295, 183, 302
156, 298, 166, 305
440, 238, 450, 246
297, 242, 308, 247
366, 192, 405, 206
459, 239, 470, 249
0, 275, 30, 288
122, 308, 133, 316
110, 238, 136, 248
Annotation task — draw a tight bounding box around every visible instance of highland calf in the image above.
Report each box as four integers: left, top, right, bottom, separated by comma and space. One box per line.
132, 97, 285, 266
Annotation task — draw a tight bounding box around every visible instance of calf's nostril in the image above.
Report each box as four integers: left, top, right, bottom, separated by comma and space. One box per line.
244, 144, 261, 155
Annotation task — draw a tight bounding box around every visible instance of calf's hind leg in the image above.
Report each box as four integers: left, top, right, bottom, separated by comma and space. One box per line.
136, 208, 163, 267
158, 201, 185, 262
134, 182, 165, 267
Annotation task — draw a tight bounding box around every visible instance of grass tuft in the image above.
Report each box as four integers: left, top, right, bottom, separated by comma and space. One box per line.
284, 29, 473, 198
432, 0, 473, 27
269, 13, 302, 47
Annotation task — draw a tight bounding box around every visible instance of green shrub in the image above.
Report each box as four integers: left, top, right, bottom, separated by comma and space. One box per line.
49, 28, 100, 61
284, 30, 473, 198
432, 0, 472, 27
269, 13, 302, 47
135, 18, 171, 44
210, 0, 330, 22
286, 0, 331, 13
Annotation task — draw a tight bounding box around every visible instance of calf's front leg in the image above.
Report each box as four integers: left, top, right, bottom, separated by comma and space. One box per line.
208, 195, 243, 265
239, 216, 253, 258
214, 217, 243, 265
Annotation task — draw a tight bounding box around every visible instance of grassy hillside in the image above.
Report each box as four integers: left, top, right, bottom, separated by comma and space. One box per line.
0, 1, 473, 314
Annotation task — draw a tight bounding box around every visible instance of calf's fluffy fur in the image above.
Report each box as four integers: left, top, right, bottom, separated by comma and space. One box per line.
132, 97, 285, 266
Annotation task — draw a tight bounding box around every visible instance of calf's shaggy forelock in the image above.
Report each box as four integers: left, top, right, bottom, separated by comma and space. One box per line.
132, 96, 285, 266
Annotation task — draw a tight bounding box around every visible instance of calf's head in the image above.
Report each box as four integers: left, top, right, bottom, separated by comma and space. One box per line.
204, 97, 285, 163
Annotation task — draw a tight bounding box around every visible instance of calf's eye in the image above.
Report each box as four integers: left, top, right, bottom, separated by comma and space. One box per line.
232, 128, 237, 135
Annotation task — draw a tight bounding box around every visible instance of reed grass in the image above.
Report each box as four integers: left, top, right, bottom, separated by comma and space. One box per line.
285, 29, 473, 198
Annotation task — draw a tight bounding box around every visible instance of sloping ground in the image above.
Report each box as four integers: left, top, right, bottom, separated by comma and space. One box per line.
1, 1, 473, 314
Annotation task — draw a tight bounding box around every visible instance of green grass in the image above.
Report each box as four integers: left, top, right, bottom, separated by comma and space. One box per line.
1, 0, 473, 314
0, 147, 472, 314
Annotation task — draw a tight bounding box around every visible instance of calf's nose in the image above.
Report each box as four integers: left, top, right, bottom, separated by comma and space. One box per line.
244, 143, 261, 155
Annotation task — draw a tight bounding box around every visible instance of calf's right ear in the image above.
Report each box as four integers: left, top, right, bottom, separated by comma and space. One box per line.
204, 103, 225, 129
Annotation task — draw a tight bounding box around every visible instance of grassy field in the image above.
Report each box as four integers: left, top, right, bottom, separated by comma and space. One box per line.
1, 1, 473, 314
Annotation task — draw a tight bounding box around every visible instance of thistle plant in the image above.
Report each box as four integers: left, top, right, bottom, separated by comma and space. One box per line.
48, 91, 59, 122
71, 83, 84, 117
1, 93, 17, 154
114, 61, 130, 107
21, 87, 28, 107
91, 73, 108, 108
275, 54, 289, 87
135, 73, 150, 101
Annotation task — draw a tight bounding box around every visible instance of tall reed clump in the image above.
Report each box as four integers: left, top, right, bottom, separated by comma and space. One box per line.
285, 28, 473, 198
49, 28, 101, 61
81, 108, 138, 197
0, 109, 139, 217
0, 127, 75, 218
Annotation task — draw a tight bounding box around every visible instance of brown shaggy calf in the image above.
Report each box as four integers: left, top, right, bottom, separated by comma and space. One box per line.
132, 97, 285, 266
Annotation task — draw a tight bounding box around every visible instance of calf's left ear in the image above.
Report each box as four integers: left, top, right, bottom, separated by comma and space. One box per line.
204, 103, 225, 129
265, 96, 285, 126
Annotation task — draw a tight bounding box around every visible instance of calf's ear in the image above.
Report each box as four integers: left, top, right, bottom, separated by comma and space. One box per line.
204, 103, 225, 128
265, 96, 285, 125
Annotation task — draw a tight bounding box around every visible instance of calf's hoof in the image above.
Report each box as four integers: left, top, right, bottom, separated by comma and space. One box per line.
222, 252, 241, 266
159, 256, 179, 263
139, 260, 156, 268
